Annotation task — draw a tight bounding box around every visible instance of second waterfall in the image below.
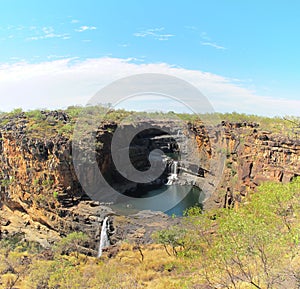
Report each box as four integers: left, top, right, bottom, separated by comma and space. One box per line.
97, 217, 110, 258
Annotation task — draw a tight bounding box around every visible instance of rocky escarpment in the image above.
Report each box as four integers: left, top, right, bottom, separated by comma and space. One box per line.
0, 111, 299, 252
208, 121, 300, 208
0, 111, 186, 251
0, 111, 97, 248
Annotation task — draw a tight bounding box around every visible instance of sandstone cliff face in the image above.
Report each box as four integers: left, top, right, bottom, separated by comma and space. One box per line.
209, 121, 300, 208
0, 111, 299, 250
0, 112, 103, 249
0, 112, 181, 250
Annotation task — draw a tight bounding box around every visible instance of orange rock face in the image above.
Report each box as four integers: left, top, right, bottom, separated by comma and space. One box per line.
0, 112, 299, 248
206, 121, 300, 208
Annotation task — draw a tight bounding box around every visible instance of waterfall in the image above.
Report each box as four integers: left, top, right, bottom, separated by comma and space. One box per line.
173, 161, 178, 175
97, 217, 110, 258
166, 161, 178, 185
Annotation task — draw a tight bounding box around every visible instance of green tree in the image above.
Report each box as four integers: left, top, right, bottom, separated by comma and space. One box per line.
55, 232, 88, 259
153, 226, 186, 256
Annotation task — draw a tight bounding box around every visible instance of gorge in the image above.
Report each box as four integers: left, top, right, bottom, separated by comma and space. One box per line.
0, 109, 299, 255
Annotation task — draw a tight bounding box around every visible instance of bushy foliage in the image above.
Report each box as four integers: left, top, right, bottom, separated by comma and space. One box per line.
55, 232, 88, 258
1, 180, 300, 288
25, 109, 46, 121
157, 178, 300, 288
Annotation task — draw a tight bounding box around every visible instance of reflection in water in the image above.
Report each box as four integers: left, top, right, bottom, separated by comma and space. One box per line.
113, 185, 203, 216
165, 185, 203, 216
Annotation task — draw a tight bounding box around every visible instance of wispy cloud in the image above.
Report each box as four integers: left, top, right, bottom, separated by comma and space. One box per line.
46, 54, 71, 60
27, 26, 70, 40
75, 25, 97, 32
201, 42, 226, 50
1, 21, 83, 42
0, 25, 24, 31
134, 27, 175, 41
200, 32, 226, 50
1, 21, 95, 43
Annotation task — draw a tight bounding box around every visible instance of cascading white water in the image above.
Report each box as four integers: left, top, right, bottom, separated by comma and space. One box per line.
173, 161, 178, 175
166, 161, 178, 185
97, 217, 110, 258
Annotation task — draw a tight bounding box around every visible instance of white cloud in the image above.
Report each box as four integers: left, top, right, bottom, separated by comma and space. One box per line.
134, 27, 175, 41
75, 26, 97, 32
26, 26, 70, 41
201, 42, 226, 50
200, 32, 226, 50
0, 23, 74, 42
46, 54, 71, 60
0, 57, 298, 116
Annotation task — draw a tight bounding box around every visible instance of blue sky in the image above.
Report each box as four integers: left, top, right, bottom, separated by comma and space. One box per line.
0, 0, 299, 115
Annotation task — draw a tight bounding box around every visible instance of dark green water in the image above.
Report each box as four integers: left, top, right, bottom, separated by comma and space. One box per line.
165, 185, 203, 216
113, 184, 204, 216
141, 185, 204, 216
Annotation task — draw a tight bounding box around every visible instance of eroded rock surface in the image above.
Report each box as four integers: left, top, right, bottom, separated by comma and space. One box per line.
0, 112, 299, 252
207, 121, 300, 208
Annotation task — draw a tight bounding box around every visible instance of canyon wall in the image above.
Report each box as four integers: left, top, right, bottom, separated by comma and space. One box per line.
208, 121, 300, 208
0, 111, 299, 250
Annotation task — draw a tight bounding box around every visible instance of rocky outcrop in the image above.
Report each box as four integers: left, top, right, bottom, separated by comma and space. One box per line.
207, 121, 300, 208
0, 111, 299, 251
0, 112, 104, 250
0, 112, 185, 251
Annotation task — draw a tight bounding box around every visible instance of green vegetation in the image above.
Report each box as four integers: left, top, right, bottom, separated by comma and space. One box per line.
0, 179, 300, 288
1, 177, 14, 187
0, 107, 299, 287
153, 226, 186, 256
0, 106, 299, 139
41, 179, 54, 187
0, 106, 300, 289
25, 109, 46, 121
9, 108, 23, 116
55, 232, 88, 259
155, 178, 300, 288
53, 191, 59, 199
57, 122, 73, 135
